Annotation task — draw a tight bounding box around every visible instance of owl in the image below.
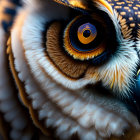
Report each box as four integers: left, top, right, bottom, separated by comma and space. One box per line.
0, 0, 140, 140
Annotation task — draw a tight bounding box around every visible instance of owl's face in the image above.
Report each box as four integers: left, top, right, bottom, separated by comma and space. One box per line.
21, 0, 140, 96
1, 0, 140, 139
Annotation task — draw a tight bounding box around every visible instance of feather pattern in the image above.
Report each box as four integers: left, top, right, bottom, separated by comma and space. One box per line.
0, 0, 140, 140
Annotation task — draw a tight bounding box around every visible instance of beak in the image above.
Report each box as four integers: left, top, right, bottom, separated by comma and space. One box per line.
128, 69, 140, 123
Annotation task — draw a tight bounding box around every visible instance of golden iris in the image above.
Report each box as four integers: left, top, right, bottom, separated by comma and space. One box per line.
77, 23, 97, 44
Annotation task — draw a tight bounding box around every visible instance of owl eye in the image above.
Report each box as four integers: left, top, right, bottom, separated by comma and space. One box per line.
64, 15, 117, 63
64, 16, 106, 61
77, 23, 97, 44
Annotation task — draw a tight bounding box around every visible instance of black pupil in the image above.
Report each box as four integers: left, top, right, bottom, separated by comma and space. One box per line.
83, 30, 91, 38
